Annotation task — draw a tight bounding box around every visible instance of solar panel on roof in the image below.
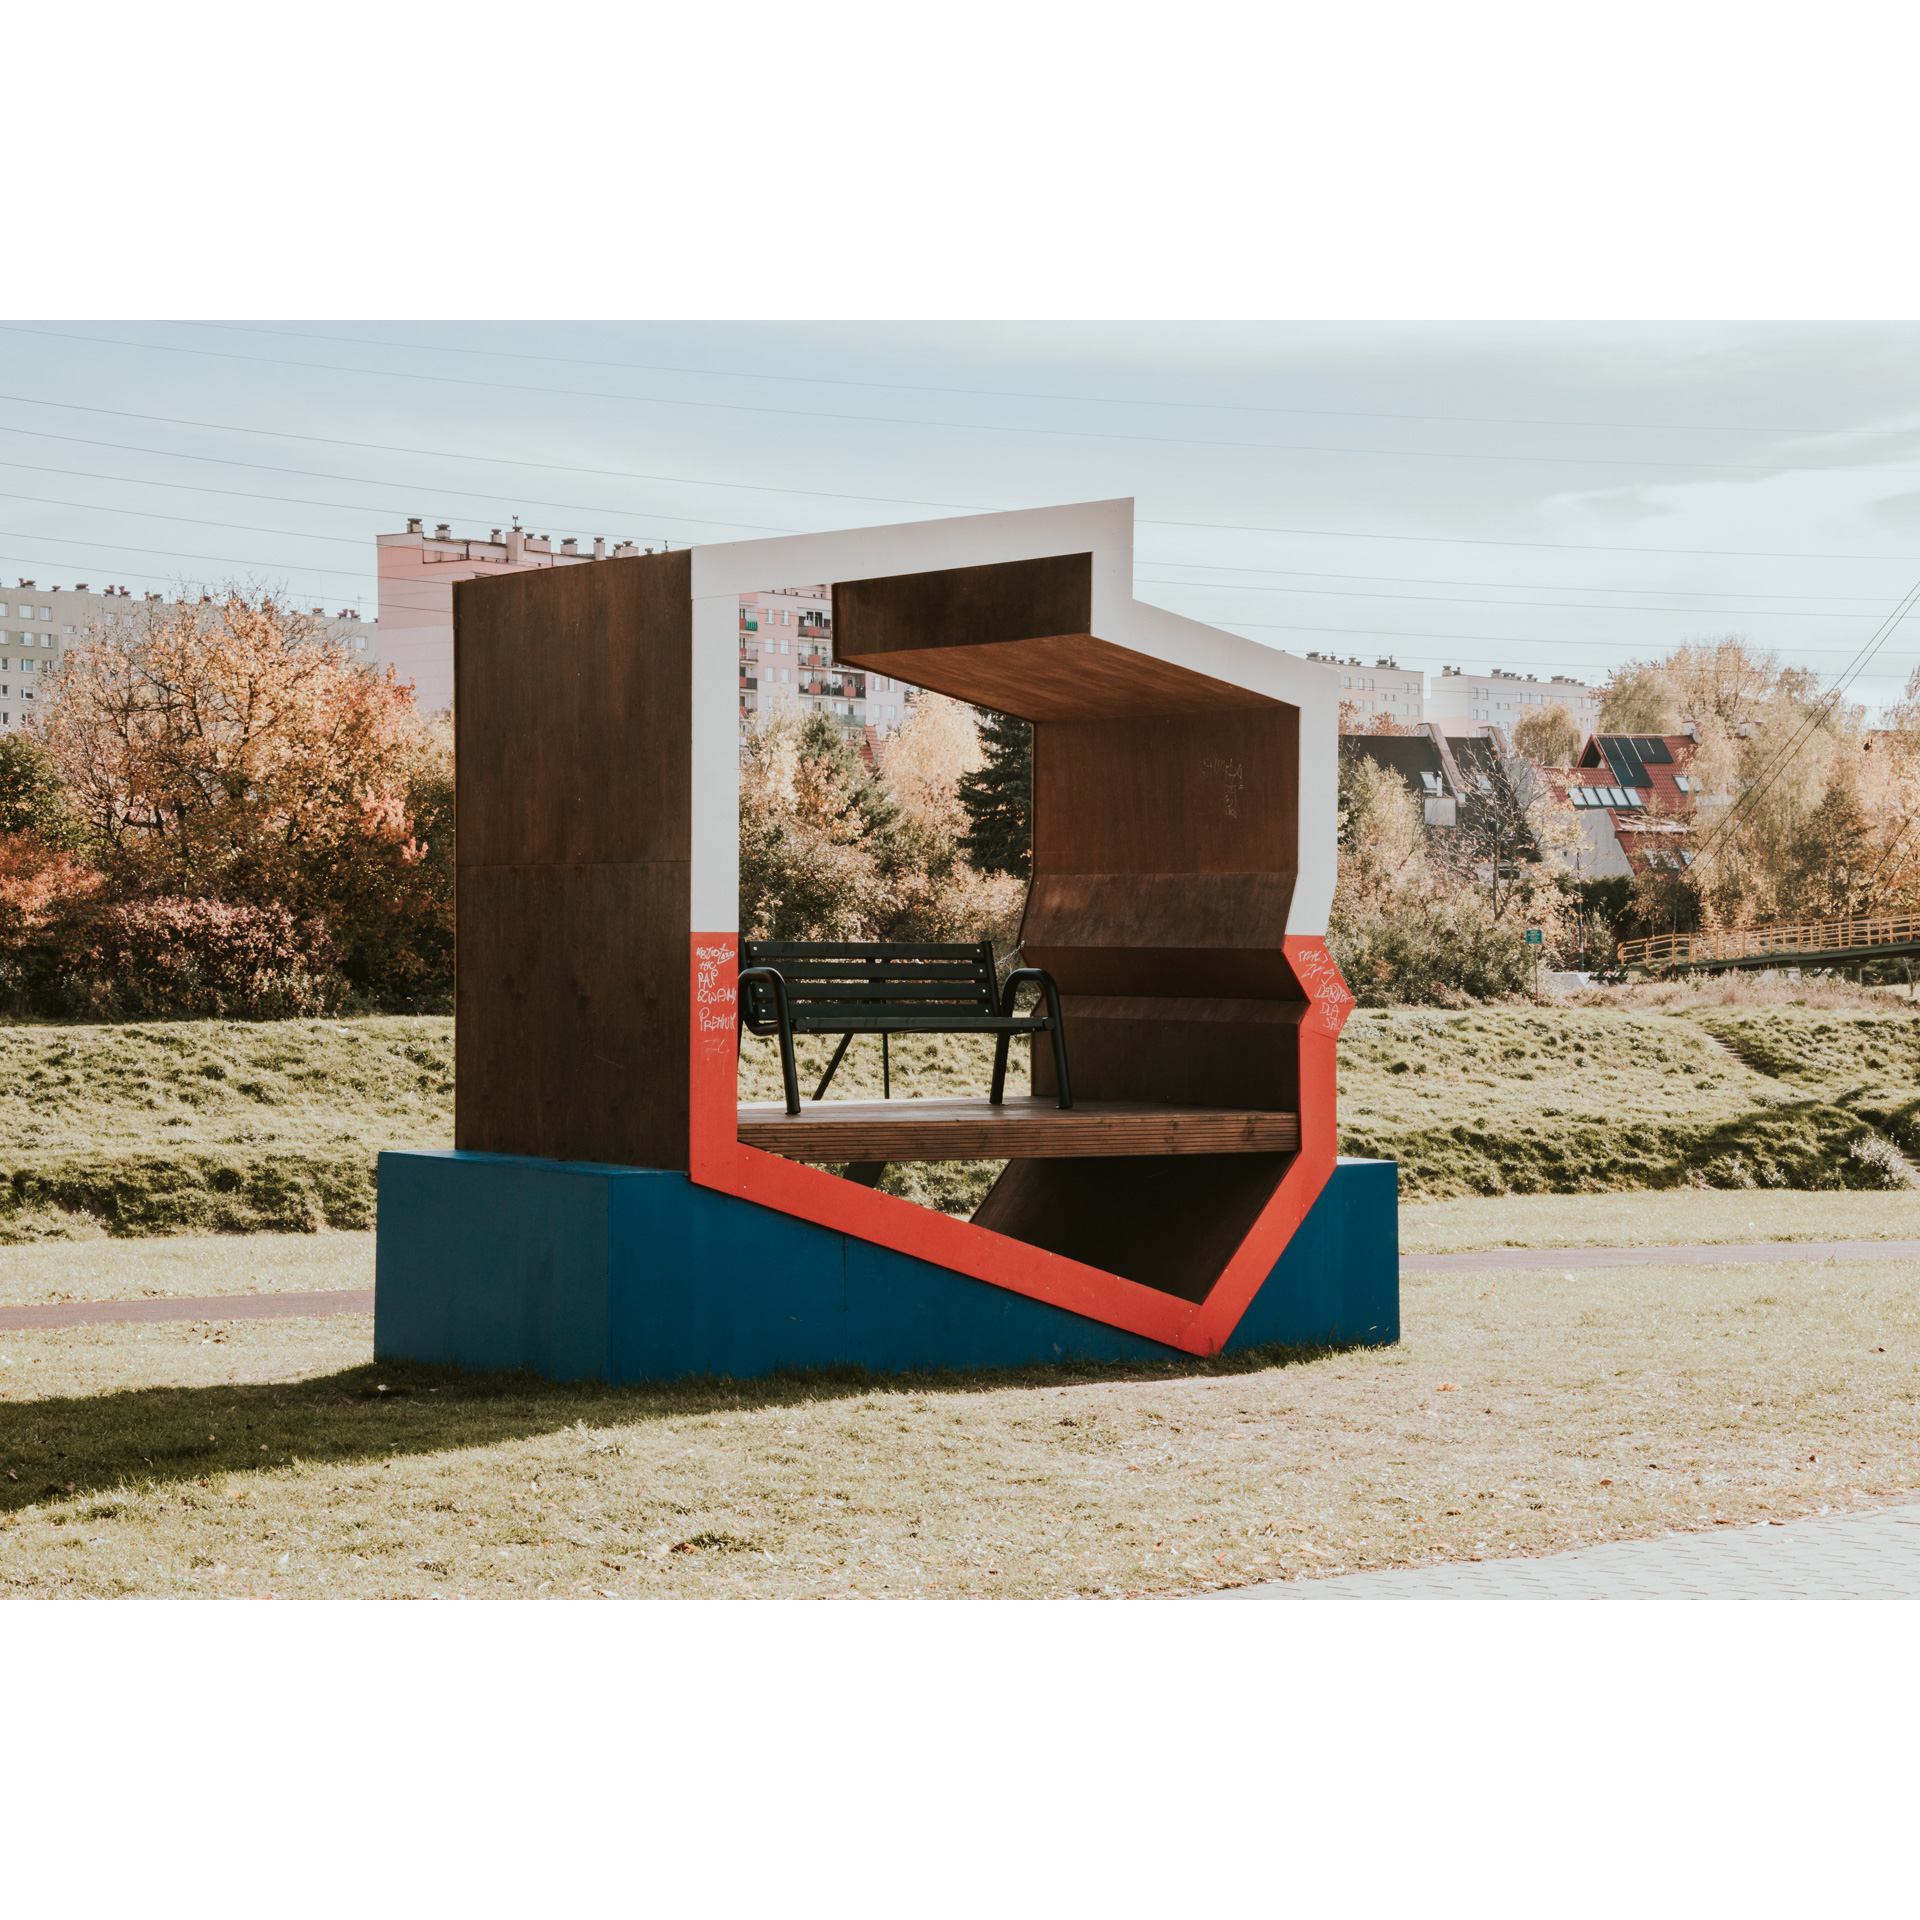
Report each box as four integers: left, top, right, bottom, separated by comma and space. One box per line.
1602, 738, 1647, 787
1638, 737, 1673, 763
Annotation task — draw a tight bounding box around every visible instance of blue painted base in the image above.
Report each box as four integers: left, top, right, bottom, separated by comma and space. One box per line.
373, 1151, 1398, 1384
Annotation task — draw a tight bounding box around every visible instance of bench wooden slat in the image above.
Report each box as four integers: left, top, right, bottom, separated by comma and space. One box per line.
745, 942, 990, 962
779, 982, 996, 1002
737, 1098, 1300, 1162
781, 1016, 1047, 1033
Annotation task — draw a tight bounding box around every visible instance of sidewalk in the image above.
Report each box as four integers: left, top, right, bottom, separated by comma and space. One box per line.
1201, 1503, 1920, 1600
0, 1289, 374, 1330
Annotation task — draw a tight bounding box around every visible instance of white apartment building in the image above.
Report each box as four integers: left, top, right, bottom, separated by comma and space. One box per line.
739, 585, 914, 742
1428, 665, 1601, 735
1305, 652, 1425, 722
0, 579, 374, 732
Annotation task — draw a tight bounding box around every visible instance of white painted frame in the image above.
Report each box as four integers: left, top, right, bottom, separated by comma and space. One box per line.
686, 497, 1340, 937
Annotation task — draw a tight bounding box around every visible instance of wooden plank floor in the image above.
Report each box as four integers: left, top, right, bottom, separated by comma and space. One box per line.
736, 1097, 1300, 1162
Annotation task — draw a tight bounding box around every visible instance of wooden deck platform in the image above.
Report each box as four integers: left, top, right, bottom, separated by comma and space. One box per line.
736, 1097, 1300, 1163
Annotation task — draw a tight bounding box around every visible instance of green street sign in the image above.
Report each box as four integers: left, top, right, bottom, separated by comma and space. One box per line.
1525, 928, 1544, 945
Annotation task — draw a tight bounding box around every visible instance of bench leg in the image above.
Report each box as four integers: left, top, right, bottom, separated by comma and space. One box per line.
882, 1031, 890, 1099
812, 1032, 853, 1102
843, 1161, 887, 1188
989, 1030, 1011, 1106
776, 1024, 801, 1116
1049, 1017, 1074, 1110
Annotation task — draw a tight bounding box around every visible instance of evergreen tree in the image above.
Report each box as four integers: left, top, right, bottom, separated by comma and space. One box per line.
957, 708, 1031, 879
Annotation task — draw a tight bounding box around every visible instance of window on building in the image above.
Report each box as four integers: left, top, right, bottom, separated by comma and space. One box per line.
37, 608, 49, 621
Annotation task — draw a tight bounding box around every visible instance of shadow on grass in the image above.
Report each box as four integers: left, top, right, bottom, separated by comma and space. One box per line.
0, 1339, 1373, 1515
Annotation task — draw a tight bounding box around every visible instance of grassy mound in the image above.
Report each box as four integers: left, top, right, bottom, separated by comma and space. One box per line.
9, 999, 1915, 1238
1337, 1006, 1910, 1197
0, 1016, 451, 1241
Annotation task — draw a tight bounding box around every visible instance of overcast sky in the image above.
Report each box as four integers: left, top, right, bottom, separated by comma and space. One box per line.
4, 321, 1919, 711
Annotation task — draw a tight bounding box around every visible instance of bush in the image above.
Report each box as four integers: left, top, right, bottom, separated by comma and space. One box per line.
45, 898, 347, 1021
1330, 894, 1536, 1006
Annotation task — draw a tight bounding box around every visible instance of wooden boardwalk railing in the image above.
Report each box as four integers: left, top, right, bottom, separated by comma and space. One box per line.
1618, 912, 1920, 970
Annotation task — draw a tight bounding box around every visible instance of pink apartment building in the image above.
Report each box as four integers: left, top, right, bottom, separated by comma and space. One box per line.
737, 584, 915, 750
377, 518, 652, 712
379, 519, 919, 745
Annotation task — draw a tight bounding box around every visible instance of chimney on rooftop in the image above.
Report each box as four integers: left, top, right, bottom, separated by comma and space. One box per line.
406, 517, 423, 534
435, 524, 452, 540
592, 537, 606, 560
561, 538, 578, 556
505, 528, 524, 564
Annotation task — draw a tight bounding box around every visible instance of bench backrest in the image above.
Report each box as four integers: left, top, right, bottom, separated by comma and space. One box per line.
741, 940, 998, 1026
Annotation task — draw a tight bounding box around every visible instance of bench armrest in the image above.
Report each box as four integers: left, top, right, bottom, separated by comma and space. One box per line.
999, 966, 1062, 1022
992, 968, 1073, 1110
738, 966, 801, 1115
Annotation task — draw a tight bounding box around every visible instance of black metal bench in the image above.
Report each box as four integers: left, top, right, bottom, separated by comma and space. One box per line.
739, 939, 1072, 1118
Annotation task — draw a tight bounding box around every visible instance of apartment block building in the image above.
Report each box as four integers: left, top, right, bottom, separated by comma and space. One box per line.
738, 585, 915, 744
1427, 665, 1602, 735
1304, 652, 1424, 721
0, 579, 373, 732
378, 518, 651, 713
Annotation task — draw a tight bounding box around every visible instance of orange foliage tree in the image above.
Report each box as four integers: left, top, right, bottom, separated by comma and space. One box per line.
38, 590, 452, 1001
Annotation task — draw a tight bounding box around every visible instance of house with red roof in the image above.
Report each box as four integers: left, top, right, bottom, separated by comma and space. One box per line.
1559, 731, 1704, 879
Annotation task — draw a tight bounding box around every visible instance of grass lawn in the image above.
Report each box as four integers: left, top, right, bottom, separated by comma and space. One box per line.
3, 1197, 1916, 1599
0, 992, 1910, 1246
0, 1017, 451, 1241
744, 999, 1920, 1209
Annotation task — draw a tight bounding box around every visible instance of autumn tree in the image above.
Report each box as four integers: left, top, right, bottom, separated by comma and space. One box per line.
1328, 751, 1536, 1002
38, 588, 451, 1000
739, 704, 1023, 950
1512, 700, 1582, 767
881, 692, 980, 843
1599, 663, 1674, 733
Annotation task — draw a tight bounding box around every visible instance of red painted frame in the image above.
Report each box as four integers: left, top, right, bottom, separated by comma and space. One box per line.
690, 931, 1353, 1357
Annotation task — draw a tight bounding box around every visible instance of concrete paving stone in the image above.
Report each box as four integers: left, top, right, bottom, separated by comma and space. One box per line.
1201, 1502, 1920, 1600
1402, 1238, 1920, 1272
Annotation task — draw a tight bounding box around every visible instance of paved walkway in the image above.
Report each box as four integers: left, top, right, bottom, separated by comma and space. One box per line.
0, 1289, 374, 1330
1202, 1503, 1920, 1599
4, 1236, 1916, 1331
1403, 1237, 1920, 1272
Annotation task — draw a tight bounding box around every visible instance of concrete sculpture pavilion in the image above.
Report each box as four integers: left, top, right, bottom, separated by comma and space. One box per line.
375, 500, 1398, 1380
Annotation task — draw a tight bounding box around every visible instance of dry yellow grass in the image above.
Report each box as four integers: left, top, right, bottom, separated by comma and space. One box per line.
4, 1228, 1915, 1598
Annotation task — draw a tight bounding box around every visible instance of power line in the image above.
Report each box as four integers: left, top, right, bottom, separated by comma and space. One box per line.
3, 392, 1917, 564
1138, 573, 1904, 622
4, 468, 1899, 624
1199, 614, 1915, 670
181, 320, 1885, 441
1133, 556, 1897, 605
0, 326, 1829, 475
